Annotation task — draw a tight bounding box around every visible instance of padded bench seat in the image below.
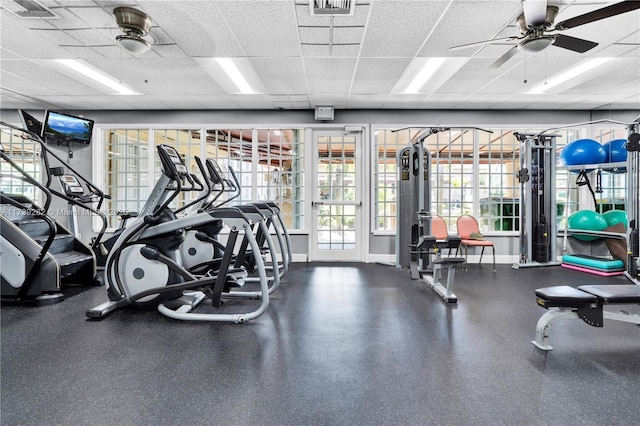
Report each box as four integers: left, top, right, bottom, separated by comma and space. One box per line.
532, 284, 640, 351
535, 285, 597, 308
578, 285, 640, 304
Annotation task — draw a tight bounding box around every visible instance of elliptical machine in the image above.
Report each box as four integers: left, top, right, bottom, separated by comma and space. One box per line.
87, 144, 271, 323
178, 158, 291, 293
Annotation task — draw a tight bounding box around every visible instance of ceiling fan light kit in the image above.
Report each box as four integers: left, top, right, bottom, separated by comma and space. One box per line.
113, 7, 152, 55
518, 36, 554, 53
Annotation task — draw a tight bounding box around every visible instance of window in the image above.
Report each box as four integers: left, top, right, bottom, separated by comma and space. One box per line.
0, 128, 42, 203
373, 127, 518, 233
101, 127, 305, 230
103, 129, 150, 229
373, 126, 600, 234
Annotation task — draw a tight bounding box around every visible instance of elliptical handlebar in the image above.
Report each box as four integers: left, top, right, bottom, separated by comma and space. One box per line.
174, 156, 211, 214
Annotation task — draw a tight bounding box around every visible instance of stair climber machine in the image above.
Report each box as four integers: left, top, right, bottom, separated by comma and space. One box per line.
51, 167, 137, 268
87, 144, 271, 323
0, 131, 98, 305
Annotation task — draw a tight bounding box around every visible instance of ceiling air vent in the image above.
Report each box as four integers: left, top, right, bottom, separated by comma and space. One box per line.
310, 0, 355, 16
3, 0, 56, 18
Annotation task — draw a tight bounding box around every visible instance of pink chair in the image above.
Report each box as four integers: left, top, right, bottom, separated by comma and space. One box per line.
431, 215, 449, 240
431, 215, 458, 255
456, 215, 496, 272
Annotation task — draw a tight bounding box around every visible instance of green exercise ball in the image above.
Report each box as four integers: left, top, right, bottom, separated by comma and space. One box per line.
568, 210, 607, 241
602, 209, 627, 229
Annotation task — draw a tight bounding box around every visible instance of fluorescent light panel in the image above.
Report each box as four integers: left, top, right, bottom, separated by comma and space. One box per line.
56, 59, 138, 95
216, 58, 255, 94
405, 58, 447, 93
527, 57, 614, 94
394, 57, 469, 95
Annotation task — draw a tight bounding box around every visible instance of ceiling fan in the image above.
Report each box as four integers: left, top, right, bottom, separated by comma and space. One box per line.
450, 0, 640, 69
113, 7, 154, 55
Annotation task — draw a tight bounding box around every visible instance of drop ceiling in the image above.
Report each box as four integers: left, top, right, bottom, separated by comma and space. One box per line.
1, 0, 638, 111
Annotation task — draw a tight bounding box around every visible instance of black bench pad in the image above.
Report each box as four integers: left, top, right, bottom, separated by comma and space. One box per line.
535, 286, 597, 308
578, 285, 640, 304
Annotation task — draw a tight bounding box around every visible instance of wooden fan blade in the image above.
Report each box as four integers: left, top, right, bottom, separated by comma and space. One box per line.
522, 0, 548, 26
555, 1, 640, 30
552, 34, 598, 53
489, 46, 519, 69
450, 37, 519, 51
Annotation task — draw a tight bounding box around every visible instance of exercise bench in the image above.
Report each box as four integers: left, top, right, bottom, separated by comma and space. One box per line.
532, 284, 640, 350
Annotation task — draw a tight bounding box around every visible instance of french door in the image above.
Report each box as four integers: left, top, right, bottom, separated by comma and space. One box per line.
309, 129, 363, 262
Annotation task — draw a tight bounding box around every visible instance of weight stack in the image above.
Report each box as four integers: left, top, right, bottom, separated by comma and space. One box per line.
533, 223, 550, 262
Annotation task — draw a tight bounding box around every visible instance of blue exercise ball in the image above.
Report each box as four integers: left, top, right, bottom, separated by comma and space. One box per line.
560, 139, 606, 172
602, 139, 627, 173
603, 139, 627, 163
567, 210, 607, 241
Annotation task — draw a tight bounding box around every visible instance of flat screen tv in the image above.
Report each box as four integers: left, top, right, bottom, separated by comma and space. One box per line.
18, 110, 43, 136
42, 110, 94, 145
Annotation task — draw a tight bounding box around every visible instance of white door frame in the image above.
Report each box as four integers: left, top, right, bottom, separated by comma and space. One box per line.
308, 127, 366, 262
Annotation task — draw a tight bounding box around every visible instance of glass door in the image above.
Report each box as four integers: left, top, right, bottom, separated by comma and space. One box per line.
310, 130, 363, 262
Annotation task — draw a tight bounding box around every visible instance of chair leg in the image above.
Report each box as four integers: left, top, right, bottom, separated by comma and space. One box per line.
479, 247, 485, 264
492, 246, 496, 272
461, 245, 466, 271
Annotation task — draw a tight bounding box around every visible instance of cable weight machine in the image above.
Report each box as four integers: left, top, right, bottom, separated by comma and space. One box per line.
512, 132, 561, 268
394, 126, 491, 302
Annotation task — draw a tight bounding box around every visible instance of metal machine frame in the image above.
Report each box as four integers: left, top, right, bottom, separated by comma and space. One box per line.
512, 132, 561, 268
394, 126, 491, 302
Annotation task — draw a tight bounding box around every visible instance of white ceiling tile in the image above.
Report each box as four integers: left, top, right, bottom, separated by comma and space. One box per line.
46, 7, 92, 29
63, 28, 114, 47
347, 94, 387, 108
299, 27, 330, 44
304, 58, 356, 93
351, 58, 410, 94
333, 26, 364, 45
331, 45, 360, 57
302, 44, 331, 57
154, 44, 189, 59
0, 48, 25, 60
61, 45, 107, 59
360, 1, 450, 57
141, 2, 242, 57
250, 58, 307, 94
66, 6, 113, 27
420, 1, 520, 57
215, 1, 300, 57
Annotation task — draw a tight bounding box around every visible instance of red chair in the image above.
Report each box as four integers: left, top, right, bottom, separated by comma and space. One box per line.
456, 215, 496, 272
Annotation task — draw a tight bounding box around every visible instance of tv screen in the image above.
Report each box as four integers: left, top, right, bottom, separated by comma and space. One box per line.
42, 110, 94, 145
18, 110, 43, 137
